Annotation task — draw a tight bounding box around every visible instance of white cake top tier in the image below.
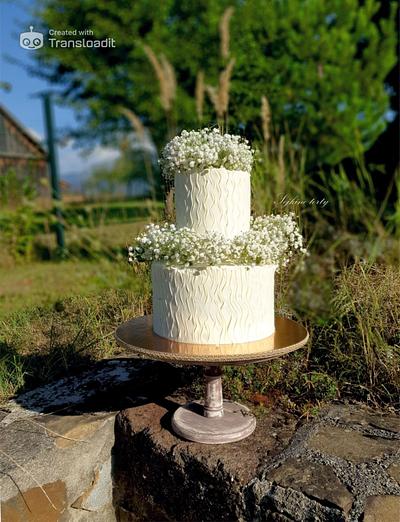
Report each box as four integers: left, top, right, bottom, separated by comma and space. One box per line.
175, 168, 250, 239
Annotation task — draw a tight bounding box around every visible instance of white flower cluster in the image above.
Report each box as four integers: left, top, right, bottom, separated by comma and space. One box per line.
128, 214, 306, 268
160, 128, 254, 179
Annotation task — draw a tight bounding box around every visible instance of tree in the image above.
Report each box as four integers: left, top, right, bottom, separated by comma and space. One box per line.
33, 0, 397, 167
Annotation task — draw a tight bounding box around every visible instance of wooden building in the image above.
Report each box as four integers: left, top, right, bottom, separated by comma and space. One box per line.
0, 104, 50, 207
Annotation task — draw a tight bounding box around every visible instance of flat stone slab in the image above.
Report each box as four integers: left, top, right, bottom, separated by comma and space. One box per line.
2, 480, 67, 522
267, 457, 353, 514
325, 404, 400, 434
364, 495, 400, 522
307, 425, 399, 463
0, 411, 116, 521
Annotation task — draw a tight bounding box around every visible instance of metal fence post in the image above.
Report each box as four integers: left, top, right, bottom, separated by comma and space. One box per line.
42, 92, 65, 251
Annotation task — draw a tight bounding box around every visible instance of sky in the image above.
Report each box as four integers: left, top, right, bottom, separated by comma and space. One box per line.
0, 1, 119, 182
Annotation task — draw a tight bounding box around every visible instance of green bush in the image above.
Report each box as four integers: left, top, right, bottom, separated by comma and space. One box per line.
0, 167, 38, 207
50, 200, 162, 228
0, 205, 43, 261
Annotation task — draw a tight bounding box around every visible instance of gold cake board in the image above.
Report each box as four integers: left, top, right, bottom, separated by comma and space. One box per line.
115, 315, 308, 444
115, 315, 308, 365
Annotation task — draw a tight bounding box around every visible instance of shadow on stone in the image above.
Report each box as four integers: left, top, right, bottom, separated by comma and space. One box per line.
9, 359, 195, 416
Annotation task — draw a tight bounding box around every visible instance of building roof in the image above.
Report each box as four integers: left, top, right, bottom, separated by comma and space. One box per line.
0, 103, 46, 160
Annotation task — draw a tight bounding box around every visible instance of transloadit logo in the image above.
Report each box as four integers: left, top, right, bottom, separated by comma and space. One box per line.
20, 26, 44, 50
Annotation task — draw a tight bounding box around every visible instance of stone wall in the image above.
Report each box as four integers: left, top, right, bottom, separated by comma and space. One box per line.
1, 360, 399, 522
0, 359, 181, 521
113, 399, 400, 522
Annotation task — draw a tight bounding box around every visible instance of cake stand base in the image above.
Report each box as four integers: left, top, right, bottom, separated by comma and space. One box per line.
171, 366, 256, 444
172, 400, 256, 444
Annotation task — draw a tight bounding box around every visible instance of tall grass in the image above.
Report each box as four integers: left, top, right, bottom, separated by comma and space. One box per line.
195, 71, 205, 123
219, 6, 234, 59
0, 286, 151, 401
221, 261, 400, 414
0, 353, 25, 400
206, 58, 235, 132
326, 263, 400, 403
141, 44, 178, 218
251, 102, 398, 269
251, 133, 308, 217
119, 106, 159, 215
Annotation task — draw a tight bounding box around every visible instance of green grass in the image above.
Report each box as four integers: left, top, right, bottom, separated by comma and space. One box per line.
0, 214, 154, 266
0, 285, 151, 401
54, 198, 162, 227
2, 251, 397, 412
0, 220, 152, 317
0, 200, 162, 265
0, 198, 163, 235
65, 198, 162, 209
0, 258, 143, 320
0, 217, 153, 401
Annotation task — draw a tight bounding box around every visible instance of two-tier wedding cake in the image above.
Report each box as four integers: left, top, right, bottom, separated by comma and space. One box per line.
129, 128, 305, 347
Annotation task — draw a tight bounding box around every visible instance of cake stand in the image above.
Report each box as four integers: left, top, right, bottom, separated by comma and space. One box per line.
115, 315, 308, 444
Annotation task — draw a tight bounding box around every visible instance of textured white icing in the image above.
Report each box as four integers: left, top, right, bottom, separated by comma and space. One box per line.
152, 262, 276, 344
175, 168, 250, 238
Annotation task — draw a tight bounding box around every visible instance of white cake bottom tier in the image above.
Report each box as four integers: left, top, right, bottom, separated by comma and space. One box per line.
152, 262, 276, 344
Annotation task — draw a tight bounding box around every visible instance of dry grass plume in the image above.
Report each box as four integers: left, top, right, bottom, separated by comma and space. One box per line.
119, 107, 145, 139
143, 44, 176, 112
119, 107, 157, 206
219, 6, 235, 59
206, 58, 235, 122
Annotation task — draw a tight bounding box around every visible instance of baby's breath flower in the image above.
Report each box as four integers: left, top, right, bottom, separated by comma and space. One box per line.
160, 128, 254, 179
128, 214, 306, 269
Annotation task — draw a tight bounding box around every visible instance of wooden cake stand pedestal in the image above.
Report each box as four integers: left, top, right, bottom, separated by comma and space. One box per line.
115, 315, 308, 444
